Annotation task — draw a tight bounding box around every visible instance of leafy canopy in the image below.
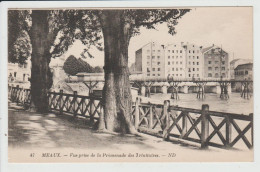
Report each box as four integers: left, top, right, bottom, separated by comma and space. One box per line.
8, 9, 190, 63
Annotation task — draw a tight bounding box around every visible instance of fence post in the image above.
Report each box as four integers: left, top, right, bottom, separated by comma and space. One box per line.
163, 100, 170, 141
250, 113, 254, 148
59, 90, 63, 115
135, 97, 141, 130
201, 104, 209, 149
90, 97, 95, 124
181, 111, 188, 138
149, 104, 153, 129
225, 116, 232, 148
16, 85, 19, 103
73, 91, 77, 117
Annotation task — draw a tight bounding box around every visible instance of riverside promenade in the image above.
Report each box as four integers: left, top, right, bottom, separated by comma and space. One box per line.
8, 101, 253, 162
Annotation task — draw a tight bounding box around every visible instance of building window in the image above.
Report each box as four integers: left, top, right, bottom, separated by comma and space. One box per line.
189, 62, 191, 65
208, 67, 212, 71
197, 68, 199, 71
193, 62, 195, 65
153, 50, 155, 52
180, 74, 182, 76
168, 62, 170, 65
168, 50, 170, 53
197, 74, 199, 77
158, 50, 160, 52
193, 68, 195, 71
176, 50, 178, 53
172, 50, 174, 53
193, 56, 195, 59
189, 56, 191, 59
215, 73, 219, 78
215, 61, 219, 64
189, 50, 191, 53
180, 62, 182, 64
176, 74, 178, 76
208, 73, 212, 77
147, 56, 150, 59
168, 56, 170, 59
172, 68, 174, 71
147, 62, 150, 65
222, 67, 225, 71
147, 68, 150, 72
176, 62, 178, 64
158, 68, 160, 71
215, 67, 219, 70
158, 74, 160, 76
197, 56, 199, 59
152, 68, 155, 71
176, 56, 178, 59
176, 68, 178, 71
157, 56, 160, 59
152, 56, 155, 59
208, 61, 211, 64
197, 62, 199, 65
172, 56, 174, 59
180, 68, 182, 70
147, 50, 150, 53
222, 73, 226, 77
157, 62, 160, 65
189, 74, 191, 77
222, 61, 225, 65
245, 71, 248, 75
172, 62, 174, 64
180, 50, 182, 53
193, 50, 195, 53
180, 56, 182, 58
153, 74, 155, 76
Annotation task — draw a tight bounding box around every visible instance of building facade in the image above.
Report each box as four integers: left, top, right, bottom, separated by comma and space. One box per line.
184, 43, 204, 78
8, 62, 31, 83
230, 59, 253, 79
135, 42, 204, 79
202, 45, 229, 79
135, 42, 166, 78
234, 63, 253, 80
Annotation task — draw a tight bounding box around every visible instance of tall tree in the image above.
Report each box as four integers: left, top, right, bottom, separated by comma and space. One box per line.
95, 9, 190, 133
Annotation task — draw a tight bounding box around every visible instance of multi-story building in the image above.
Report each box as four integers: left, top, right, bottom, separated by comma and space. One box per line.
135, 42, 204, 79
202, 45, 229, 79
135, 42, 166, 77
164, 43, 186, 78
230, 58, 253, 79
234, 63, 253, 80
184, 43, 204, 78
8, 62, 31, 82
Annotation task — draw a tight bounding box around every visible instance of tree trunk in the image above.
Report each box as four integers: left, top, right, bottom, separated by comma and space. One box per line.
99, 10, 136, 133
30, 10, 53, 113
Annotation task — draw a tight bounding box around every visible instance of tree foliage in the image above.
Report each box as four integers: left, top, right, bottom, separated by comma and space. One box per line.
8, 10, 31, 64
63, 55, 103, 76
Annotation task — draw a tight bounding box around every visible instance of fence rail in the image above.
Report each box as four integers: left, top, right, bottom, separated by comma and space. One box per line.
8, 86, 253, 150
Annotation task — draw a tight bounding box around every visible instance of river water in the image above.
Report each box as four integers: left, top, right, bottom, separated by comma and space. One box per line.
150, 93, 253, 115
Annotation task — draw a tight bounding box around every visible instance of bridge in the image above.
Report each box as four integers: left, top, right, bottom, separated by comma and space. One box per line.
65, 75, 253, 100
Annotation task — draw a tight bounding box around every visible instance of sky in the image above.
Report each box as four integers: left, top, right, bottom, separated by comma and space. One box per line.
60, 7, 253, 67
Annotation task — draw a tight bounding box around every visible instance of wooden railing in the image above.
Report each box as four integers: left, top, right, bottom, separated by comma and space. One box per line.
8, 86, 253, 150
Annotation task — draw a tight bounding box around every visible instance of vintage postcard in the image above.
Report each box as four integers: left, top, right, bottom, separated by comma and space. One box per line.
0, 1, 258, 169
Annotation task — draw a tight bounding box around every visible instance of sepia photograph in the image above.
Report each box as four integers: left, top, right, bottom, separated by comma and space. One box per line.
1, 1, 258, 168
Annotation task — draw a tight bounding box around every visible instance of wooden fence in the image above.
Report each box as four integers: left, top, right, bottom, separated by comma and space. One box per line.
8, 86, 253, 150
